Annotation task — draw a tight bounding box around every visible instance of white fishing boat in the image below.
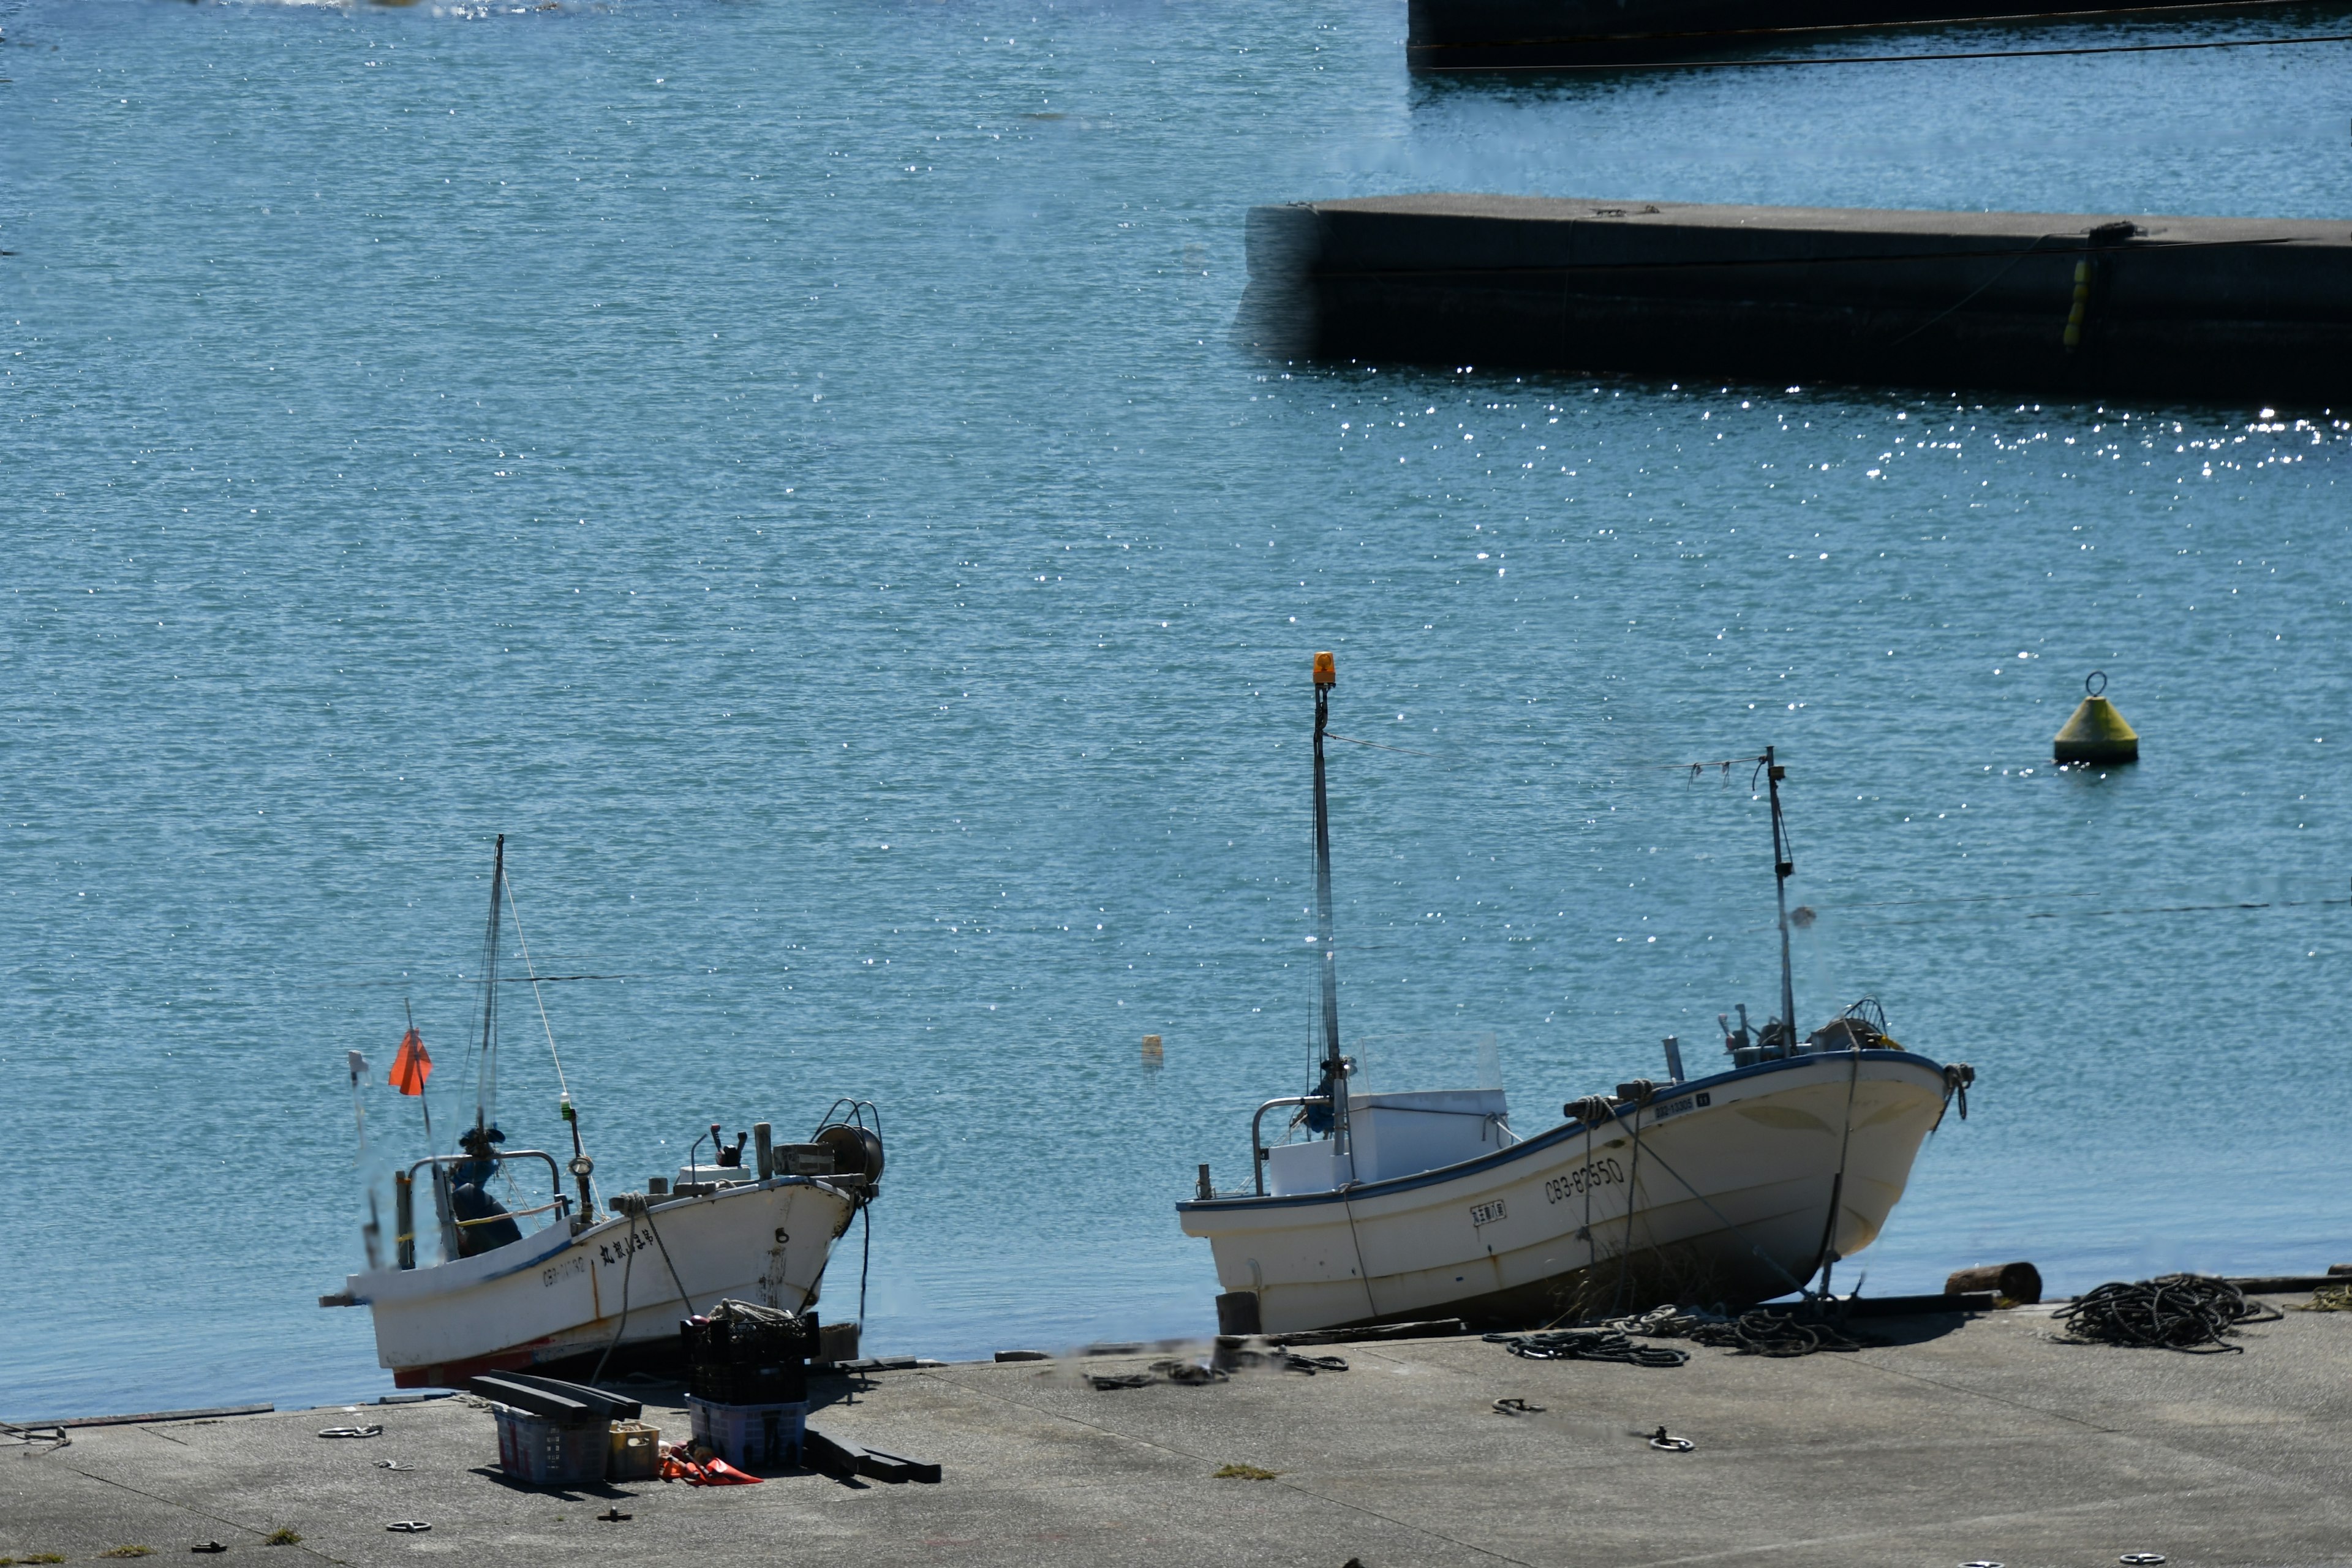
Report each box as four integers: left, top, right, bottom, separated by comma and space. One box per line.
320, 838, 884, 1389
1177, 657, 1974, 1335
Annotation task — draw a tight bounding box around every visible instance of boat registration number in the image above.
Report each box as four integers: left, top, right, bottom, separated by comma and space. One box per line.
1544, 1158, 1626, 1205
1469, 1199, 1507, 1227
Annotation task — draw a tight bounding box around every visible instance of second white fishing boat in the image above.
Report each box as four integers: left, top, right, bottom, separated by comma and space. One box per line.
321, 837, 885, 1387
1178, 655, 1975, 1335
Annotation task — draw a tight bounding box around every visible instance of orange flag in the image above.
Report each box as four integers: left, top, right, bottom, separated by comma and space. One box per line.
390, 1027, 432, 1096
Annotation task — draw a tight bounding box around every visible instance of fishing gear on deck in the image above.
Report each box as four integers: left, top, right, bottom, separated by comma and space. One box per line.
2054, 1274, 2282, 1352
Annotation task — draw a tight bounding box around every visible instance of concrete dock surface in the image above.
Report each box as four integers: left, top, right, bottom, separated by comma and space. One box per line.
9, 1299, 2351, 1567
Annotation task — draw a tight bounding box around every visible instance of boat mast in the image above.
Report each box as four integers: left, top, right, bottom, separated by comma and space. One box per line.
475, 833, 505, 1139
1763, 747, 1797, 1044
1311, 652, 1349, 1155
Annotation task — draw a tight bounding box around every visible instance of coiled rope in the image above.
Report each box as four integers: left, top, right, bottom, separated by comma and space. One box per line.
1486, 1328, 1692, 1366
2055, 1273, 2281, 1352
1607, 1303, 1864, 1357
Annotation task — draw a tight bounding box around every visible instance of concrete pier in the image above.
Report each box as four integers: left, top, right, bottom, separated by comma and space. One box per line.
1404, 0, 2309, 70
8, 1300, 2352, 1566
1242, 194, 2352, 402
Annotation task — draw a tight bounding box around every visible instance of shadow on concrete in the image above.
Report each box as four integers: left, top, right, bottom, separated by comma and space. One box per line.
466, 1466, 639, 1501
1849, 1311, 1977, 1349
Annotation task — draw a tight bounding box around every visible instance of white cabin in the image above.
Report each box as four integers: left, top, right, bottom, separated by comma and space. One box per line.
1265, 1088, 1513, 1195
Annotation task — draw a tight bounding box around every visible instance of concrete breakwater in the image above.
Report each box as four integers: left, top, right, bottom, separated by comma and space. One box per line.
1403, 0, 2313, 69
1241, 194, 2352, 402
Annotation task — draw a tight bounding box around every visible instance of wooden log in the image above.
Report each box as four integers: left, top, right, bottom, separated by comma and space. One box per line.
1944, 1262, 2043, 1304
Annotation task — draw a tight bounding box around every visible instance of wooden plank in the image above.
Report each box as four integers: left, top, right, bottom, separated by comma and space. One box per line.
467, 1376, 595, 1421
801, 1425, 867, 1482
862, 1447, 942, 1483
2228, 1275, 2350, 1294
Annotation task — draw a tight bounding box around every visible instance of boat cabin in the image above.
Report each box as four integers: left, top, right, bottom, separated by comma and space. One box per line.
1265, 1088, 1513, 1195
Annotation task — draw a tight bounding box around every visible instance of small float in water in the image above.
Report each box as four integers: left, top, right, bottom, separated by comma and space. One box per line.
320, 837, 884, 1389
1177, 657, 1973, 1335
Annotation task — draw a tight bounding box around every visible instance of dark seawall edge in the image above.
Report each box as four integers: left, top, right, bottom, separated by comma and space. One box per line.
1237, 194, 2352, 403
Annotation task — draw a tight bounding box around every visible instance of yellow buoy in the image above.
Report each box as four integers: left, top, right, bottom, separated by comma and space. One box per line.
2054, 671, 2138, 766
1140, 1033, 1164, 1069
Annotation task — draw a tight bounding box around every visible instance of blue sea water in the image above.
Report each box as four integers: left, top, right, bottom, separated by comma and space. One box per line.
6, 0, 2350, 1420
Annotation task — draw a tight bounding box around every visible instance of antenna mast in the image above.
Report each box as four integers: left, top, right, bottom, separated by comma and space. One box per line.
1763, 748, 1797, 1045
1311, 652, 1349, 1155
475, 833, 505, 1137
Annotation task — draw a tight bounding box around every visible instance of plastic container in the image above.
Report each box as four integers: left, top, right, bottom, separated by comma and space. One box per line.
686, 1395, 805, 1471
493, 1404, 606, 1488
606, 1420, 662, 1482
688, 1357, 807, 1405
682, 1302, 812, 1404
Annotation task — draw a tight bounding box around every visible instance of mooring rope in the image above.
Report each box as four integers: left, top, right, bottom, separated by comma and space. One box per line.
2054, 1274, 2282, 1351
590, 1210, 641, 1387
1613, 1082, 1658, 1314
1811, 1046, 1866, 1293
1616, 1128, 1819, 1301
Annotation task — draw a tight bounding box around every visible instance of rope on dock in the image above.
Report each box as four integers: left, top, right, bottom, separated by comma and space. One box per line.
1, 1420, 70, 1449
1607, 1304, 1866, 1357
2054, 1274, 2283, 1352
1486, 1329, 1693, 1366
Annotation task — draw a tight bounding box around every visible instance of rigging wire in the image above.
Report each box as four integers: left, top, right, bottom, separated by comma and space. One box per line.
1322, 731, 1446, 758
1855, 892, 2350, 927
1321, 730, 1766, 776
181, 884, 2348, 996
501, 876, 575, 1105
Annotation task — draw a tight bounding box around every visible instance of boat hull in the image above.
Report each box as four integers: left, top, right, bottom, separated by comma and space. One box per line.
344, 1177, 859, 1388
1178, 1050, 1950, 1333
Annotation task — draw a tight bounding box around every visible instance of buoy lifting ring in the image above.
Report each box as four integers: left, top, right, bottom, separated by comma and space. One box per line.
2086, 670, 2108, 697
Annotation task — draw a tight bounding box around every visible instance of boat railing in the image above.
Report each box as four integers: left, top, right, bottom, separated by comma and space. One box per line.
395, 1151, 570, 1268
1248, 1096, 1330, 1196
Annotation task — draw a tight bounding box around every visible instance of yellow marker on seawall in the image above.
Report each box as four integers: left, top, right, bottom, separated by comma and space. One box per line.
2054, 671, 2138, 765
